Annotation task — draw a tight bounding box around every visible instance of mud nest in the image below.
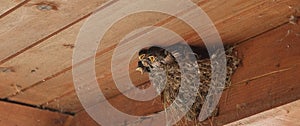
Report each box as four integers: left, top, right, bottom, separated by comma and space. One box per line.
148, 45, 240, 125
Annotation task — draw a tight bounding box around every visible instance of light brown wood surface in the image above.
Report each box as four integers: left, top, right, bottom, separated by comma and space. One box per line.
6, 0, 299, 113
0, 0, 26, 16
0, 0, 110, 97
70, 111, 100, 126
226, 100, 300, 126
0, 0, 299, 125
0, 101, 72, 126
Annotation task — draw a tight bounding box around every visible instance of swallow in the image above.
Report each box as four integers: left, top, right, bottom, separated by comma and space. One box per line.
136, 61, 150, 74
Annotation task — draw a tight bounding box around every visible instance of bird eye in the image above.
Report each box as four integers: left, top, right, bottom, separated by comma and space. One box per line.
139, 54, 145, 60
148, 56, 156, 63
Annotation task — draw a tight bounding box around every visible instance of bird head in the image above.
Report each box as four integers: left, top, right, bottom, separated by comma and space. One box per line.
147, 46, 169, 67
138, 49, 148, 61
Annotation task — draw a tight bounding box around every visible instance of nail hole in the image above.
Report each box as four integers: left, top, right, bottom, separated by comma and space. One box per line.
35, 2, 58, 11
31, 67, 39, 73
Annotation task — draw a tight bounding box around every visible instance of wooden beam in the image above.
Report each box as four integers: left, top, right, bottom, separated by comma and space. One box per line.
225, 100, 300, 126
6, 0, 299, 113
0, 0, 112, 98
0, 101, 73, 126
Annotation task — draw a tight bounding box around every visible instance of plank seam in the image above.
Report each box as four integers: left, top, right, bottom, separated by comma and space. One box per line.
0, 14, 91, 65
0, 0, 120, 65
231, 65, 297, 87
235, 22, 289, 46
0, 0, 31, 19
0, 98, 75, 115
4, 1, 288, 94
39, 80, 151, 107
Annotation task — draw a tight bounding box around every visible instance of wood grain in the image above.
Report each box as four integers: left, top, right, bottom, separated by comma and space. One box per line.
0, 0, 112, 97
0, 101, 73, 126
5, 0, 300, 113
0, 0, 26, 17
0, 0, 109, 63
226, 100, 300, 126
70, 111, 100, 126
0, 20, 85, 98
212, 23, 300, 125
9, 12, 170, 103
68, 23, 300, 125
44, 0, 299, 112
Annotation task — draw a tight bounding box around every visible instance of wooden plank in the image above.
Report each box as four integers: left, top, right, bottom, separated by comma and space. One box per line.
0, 0, 111, 97
8, 12, 171, 102
70, 111, 100, 126
1, 0, 197, 99
210, 23, 300, 125
0, 101, 73, 126
214, 66, 300, 125
0, 0, 109, 62
0, 0, 26, 16
66, 23, 300, 125
44, 92, 83, 113
45, 81, 163, 114
0, 20, 85, 99
72, 100, 300, 126
6, 0, 300, 112
225, 100, 300, 126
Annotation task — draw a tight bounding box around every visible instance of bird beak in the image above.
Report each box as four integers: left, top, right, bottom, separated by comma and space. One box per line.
136, 67, 144, 74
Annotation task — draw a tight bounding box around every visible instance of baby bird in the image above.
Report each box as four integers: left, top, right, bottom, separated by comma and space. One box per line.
147, 46, 176, 67
136, 48, 152, 74
136, 44, 201, 74
138, 49, 152, 68
136, 61, 151, 74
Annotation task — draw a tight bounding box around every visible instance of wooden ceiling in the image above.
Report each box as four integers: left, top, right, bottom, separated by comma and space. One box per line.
0, 0, 300, 125
226, 100, 300, 126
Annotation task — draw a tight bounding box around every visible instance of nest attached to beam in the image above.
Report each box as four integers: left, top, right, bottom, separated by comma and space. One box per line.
149, 45, 240, 125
